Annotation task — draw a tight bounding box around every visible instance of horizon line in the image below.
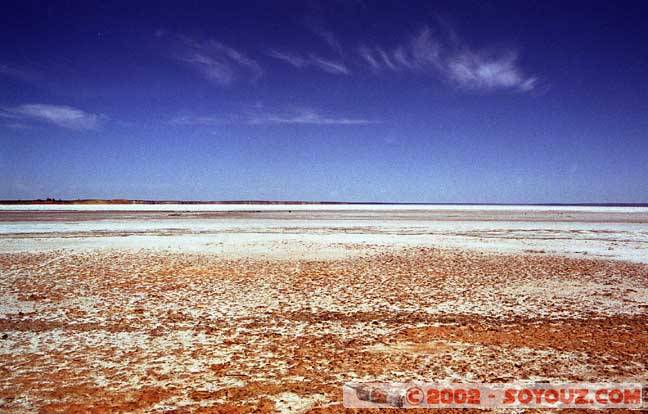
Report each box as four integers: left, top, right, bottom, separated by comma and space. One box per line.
1, 199, 648, 207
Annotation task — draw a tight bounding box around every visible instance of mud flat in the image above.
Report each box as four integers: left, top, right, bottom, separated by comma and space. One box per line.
0, 205, 647, 412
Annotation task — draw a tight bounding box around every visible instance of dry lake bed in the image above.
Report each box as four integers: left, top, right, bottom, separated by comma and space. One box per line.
0, 205, 647, 413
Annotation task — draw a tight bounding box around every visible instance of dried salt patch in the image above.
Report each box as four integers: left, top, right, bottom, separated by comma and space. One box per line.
93, 358, 120, 370
502, 279, 648, 316
0, 293, 37, 316
91, 372, 110, 387
443, 366, 475, 382
15, 329, 65, 353
421, 276, 648, 318
2, 395, 33, 413
270, 392, 328, 414
268, 320, 394, 338
448, 342, 595, 381
366, 341, 453, 354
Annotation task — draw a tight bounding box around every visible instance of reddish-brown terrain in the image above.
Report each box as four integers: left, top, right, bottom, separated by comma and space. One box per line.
1, 246, 646, 413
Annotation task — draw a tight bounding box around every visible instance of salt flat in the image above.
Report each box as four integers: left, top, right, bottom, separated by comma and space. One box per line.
0, 205, 647, 413
0, 205, 647, 263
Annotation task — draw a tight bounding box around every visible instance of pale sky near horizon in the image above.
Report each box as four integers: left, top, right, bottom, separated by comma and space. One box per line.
1, 1, 647, 203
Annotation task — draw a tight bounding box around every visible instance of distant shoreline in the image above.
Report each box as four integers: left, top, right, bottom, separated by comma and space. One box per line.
1, 199, 647, 207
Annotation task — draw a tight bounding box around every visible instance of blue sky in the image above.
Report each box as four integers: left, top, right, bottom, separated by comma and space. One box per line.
1, 1, 647, 202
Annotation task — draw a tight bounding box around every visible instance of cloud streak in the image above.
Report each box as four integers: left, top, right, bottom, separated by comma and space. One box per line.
172, 108, 376, 126
2, 104, 103, 130
169, 115, 225, 126
358, 26, 537, 92
267, 50, 308, 68
268, 50, 350, 75
267, 23, 536, 92
0, 63, 40, 82
304, 20, 343, 56
249, 109, 373, 125
309, 54, 350, 75
167, 34, 263, 86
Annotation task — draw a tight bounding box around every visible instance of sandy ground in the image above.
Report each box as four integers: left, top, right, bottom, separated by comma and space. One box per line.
0, 206, 647, 413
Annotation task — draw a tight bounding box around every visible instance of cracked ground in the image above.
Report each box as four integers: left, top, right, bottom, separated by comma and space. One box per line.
1, 246, 646, 413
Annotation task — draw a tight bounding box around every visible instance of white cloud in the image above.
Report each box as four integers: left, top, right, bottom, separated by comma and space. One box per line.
172, 108, 376, 126
305, 21, 343, 56
2, 122, 31, 130
357, 26, 537, 92
169, 115, 225, 126
358, 46, 380, 70
2, 104, 103, 130
269, 24, 535, 91
249, 109, 374, 125
410, 27, 443, 69
309, 54, 350, 75
267, 50, 308, 68
268, 50, 350, 75
446, 51, 537, 91
170, 35, 263, 86
317, 28, 342, 55
376, 48, 397, 71
0, 63, 40, 82
0, 111, 20, 119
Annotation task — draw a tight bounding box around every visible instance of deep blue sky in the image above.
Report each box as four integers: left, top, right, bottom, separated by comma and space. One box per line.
1, 1, 647, 202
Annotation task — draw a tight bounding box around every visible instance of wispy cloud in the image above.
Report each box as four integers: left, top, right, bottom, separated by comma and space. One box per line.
164, 34, 263, 86
1, 104, 103, 130
172, 108, 376, 126
2, 122, 32, 130
315, 28, 342, 56
169, 115, 226, 126
268, 50, 350, 75
304, 19, 343, 56
268, 22, 535, 91
249, 109, 373, 125
270, 19, 348, 75
0, 63, 40, 82
446, 50, 537, 91
267, 50, 308, 68
358, 26, 537, 92
309, 54, 351, 75
358, 46, 380, 70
